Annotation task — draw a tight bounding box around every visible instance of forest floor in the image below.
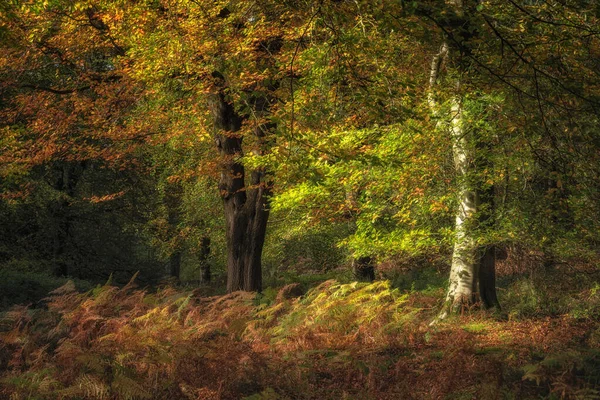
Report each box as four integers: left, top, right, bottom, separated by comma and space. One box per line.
1, 267, 600, 399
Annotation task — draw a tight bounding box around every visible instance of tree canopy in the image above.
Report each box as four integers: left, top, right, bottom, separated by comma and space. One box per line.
1, 0, 600, 316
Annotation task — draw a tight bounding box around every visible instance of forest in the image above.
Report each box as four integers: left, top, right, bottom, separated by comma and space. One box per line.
1, 0, 600, 398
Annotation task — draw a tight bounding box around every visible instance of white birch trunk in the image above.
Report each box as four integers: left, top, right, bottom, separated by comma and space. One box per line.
428, 0, 499, 320
428, 37, 480, 320
443, 99, 479, 315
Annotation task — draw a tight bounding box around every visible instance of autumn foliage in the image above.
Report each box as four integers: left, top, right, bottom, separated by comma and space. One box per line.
2, 1, 600, 399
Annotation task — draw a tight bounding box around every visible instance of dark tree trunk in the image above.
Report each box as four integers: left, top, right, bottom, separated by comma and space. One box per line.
476, 161, 500, 310
478, 246, 500, 309
165, 183, 183, 281
353, 256, 375, 282
169, 251, 181, 281
51, 162, 84, 277
209, 75, 272, 293
199, 237, 211, 283
53, 211, 70, 277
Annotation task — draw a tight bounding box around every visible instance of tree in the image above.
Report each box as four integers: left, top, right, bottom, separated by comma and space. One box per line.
3, 0, 600, 304
417, 0, 600, 315
104, 0, 304, 292
208, 72, 273, 292
424, 1, 500, 315
0, 1, 165, 283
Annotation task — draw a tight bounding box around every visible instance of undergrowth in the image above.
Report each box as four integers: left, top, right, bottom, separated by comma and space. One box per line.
1, 274, 600, 399
0, 269, 92, 310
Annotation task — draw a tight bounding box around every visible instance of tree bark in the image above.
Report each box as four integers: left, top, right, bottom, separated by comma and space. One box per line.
209, 75, 271, 293
428, 1, 500, 317
444, 98, 480, 312
442, 96, 500, 314
198, 237, 211, 283
169, 251, 181, 281
479, 245, 499, 308
51, 162, 84, 277
478, 172, 500, 309
166, 183, 183, 281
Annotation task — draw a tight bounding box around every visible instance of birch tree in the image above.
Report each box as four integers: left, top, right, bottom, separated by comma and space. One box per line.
426, 0, 500, 317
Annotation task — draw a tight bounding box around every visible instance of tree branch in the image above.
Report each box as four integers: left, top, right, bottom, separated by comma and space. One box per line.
20, 84, 91, 95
